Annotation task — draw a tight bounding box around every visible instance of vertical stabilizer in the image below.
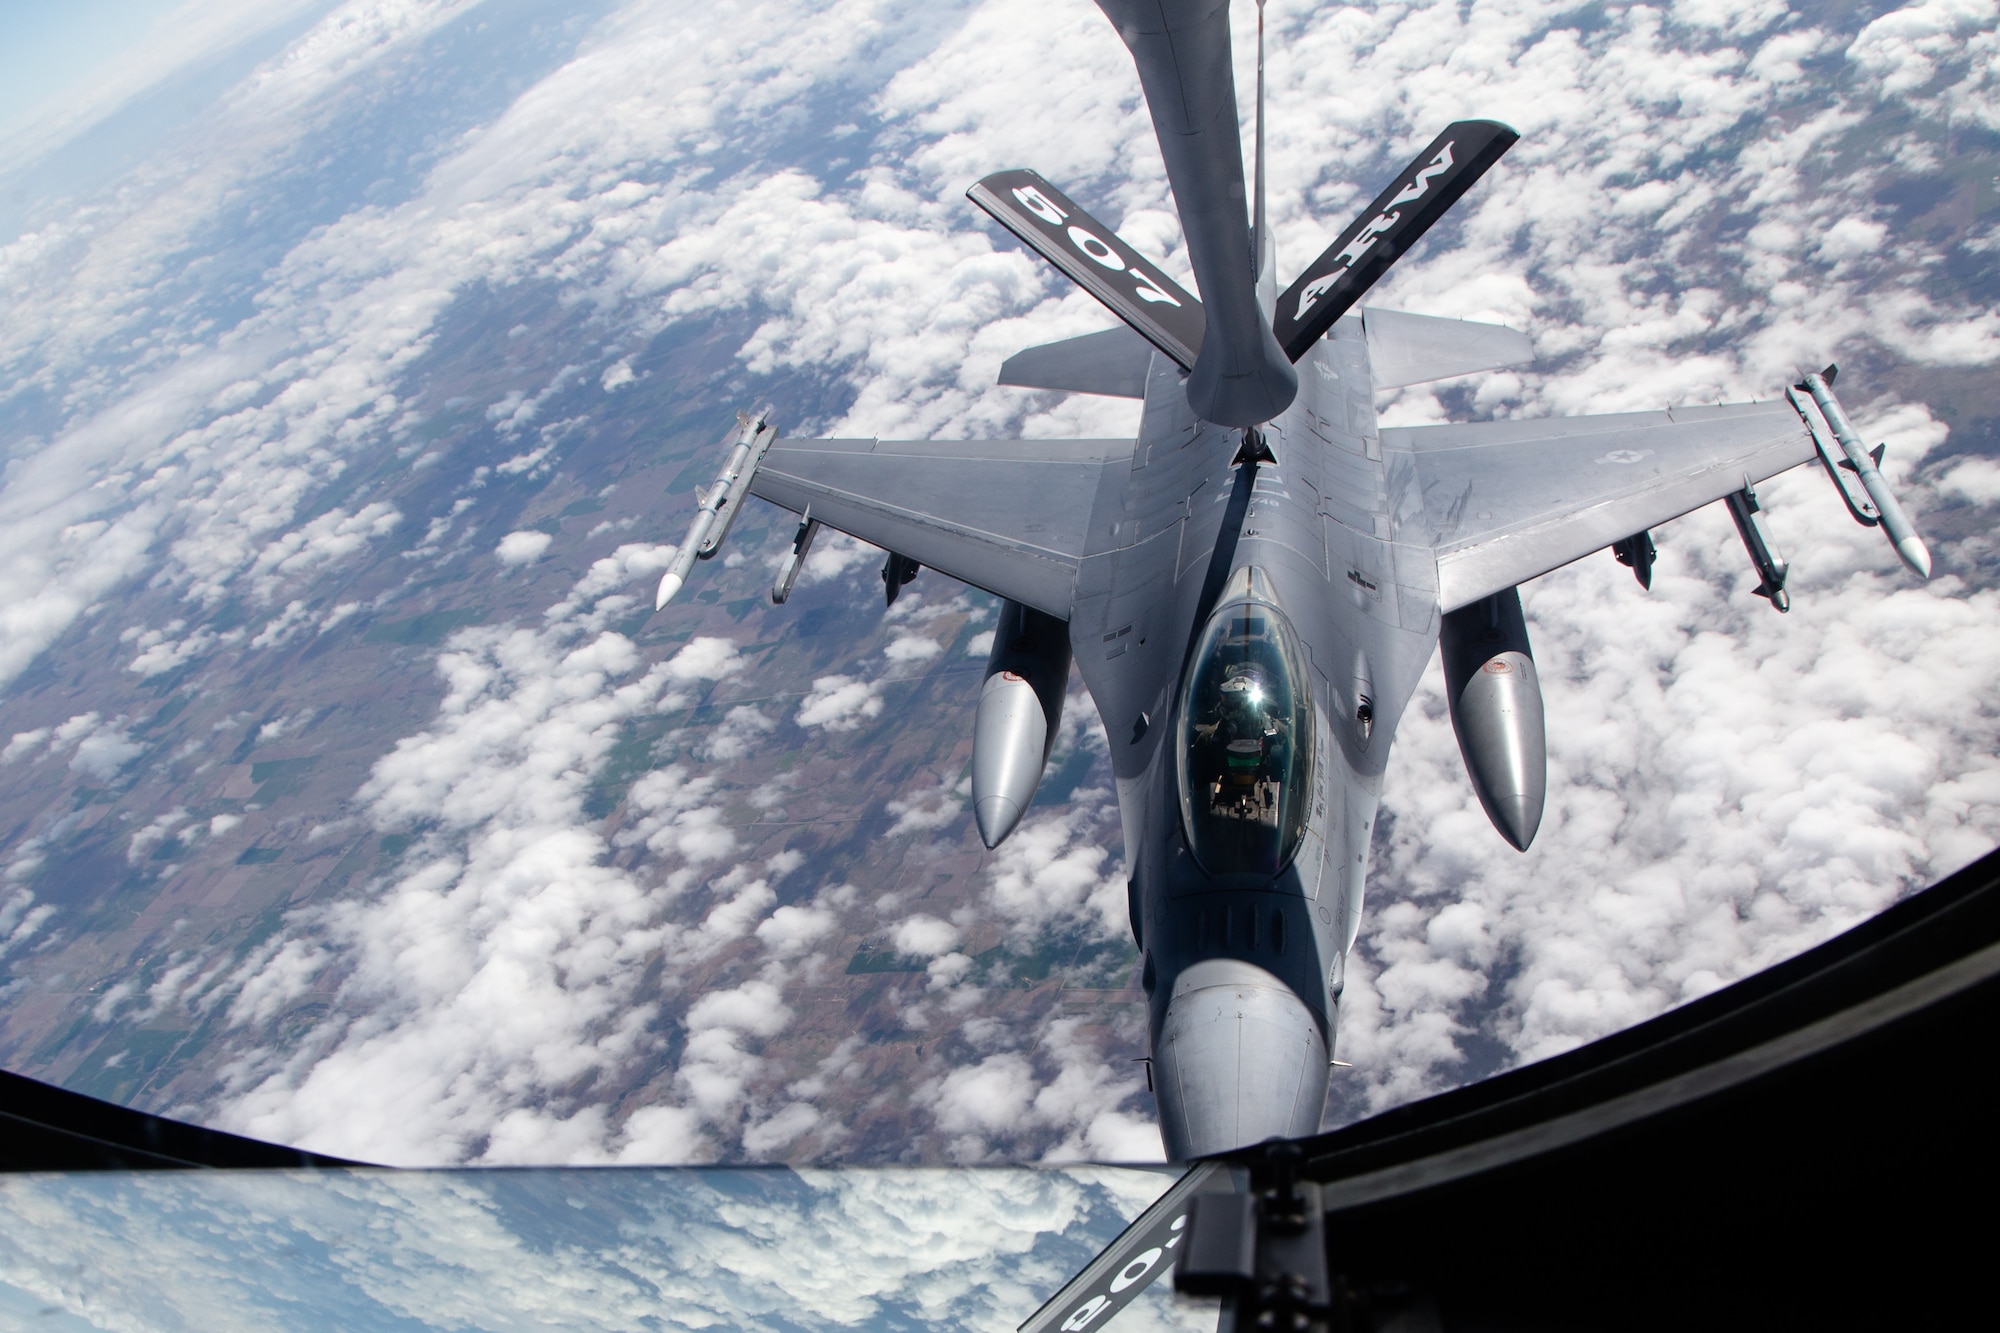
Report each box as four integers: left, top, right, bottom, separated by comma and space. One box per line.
1097, 0, 1296, 427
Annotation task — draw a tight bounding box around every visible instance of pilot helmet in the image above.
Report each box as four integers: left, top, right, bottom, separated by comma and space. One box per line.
1218, 666, 1269, 712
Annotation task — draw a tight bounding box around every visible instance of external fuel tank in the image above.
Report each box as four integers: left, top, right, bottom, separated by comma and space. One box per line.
1439, 587, 1546, 851
971, 601, 1071, 848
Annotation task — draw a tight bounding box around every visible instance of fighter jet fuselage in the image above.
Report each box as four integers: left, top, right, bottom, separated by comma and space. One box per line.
1067, 314, 1434, 1158
661, 0, 1928, 1162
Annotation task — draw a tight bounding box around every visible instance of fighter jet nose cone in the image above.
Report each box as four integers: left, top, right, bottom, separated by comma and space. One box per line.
974, 794, 1023, 849
655, 572, 683, 610
1155, 960, 1328, 1161
1897, 534, 1933, 580
1493, 792, 1543, 852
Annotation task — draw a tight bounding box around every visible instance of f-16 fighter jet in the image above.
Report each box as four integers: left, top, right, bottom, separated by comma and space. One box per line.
659, 0, 1929, 1161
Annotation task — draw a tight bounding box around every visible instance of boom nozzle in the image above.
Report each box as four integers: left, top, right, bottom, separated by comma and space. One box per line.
1096, 0, 1296, 426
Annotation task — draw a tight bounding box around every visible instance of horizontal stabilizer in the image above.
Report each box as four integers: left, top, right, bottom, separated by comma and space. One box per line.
1275, 121, 1519, 363
998, 326, 1154, 399
969, 169, 1205, 370
1364, 307, 1534, 389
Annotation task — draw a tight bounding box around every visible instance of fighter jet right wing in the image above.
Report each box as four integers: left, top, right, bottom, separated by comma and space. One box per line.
1393, 400, 1816, 612
748, 436, 1131, 619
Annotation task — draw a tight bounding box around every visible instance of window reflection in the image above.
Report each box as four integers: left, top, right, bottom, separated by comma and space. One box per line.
1177, 573, 1314, 876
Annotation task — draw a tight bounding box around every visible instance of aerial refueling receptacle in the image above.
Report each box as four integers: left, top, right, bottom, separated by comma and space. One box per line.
972, 600, 1071, 848
1440, 586, 1546, 852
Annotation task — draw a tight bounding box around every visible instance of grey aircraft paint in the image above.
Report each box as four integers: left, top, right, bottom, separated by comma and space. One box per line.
660, 0, 1929, 1163
1065, 316, 1443, 1158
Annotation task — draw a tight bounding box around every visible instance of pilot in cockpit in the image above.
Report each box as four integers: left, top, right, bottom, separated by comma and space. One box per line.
1193, 664, 1289, 822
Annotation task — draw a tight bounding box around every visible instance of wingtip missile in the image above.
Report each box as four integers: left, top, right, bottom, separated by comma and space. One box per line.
1897, 533, 1933, 581
653, 406, 778, 611
1792, 371, 1931, 582
1792, 374, 1928, 580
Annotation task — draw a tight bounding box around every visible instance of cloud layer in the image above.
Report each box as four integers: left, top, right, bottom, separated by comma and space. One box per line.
0, 1164, 1211, 1332
0, 0, 1991, 1174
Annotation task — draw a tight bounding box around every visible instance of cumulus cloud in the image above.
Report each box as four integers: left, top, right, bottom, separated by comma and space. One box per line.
40, 712, 145, 782
891, 914, 962, 959
755, 902, 838, 958
126, 809, 191, 865
886, 773, 969, 837
494, 530, 553, 566
204, 554, 758, 1163
795, 674, 883, 733
123, 620, 238, 680
665, 635, 742, 683
249, 599, 313, 649
0, 886, 56, 961
317, 602, 363, 634
704, 704, 775, 762
677, 976, 793, 1120
0, 1163, 1205, 1332
246, 503, 403, 601
919, 1017, 1158, 1164
618, 766, 739, 876
547, 542, 676, 620
739, 1100, 822, 1157
1938, 455, 2000, 505
885, 634, 944, 664
984, 804, 1128, 945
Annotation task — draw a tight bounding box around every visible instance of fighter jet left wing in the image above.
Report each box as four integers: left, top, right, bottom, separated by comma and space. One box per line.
1394, 400, 1815, 612
747, 437, 1132, 620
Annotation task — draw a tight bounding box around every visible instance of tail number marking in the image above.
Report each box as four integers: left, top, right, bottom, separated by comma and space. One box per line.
1014, 186, 1184, 308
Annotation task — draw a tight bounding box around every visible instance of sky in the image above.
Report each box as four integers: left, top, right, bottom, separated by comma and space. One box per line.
0, 0, 189, 137
0, 0, 1994, 1175
0, 1, 331, 160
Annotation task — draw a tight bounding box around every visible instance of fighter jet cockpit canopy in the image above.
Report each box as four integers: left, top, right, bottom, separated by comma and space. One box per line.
1177, 568, 1315, 877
